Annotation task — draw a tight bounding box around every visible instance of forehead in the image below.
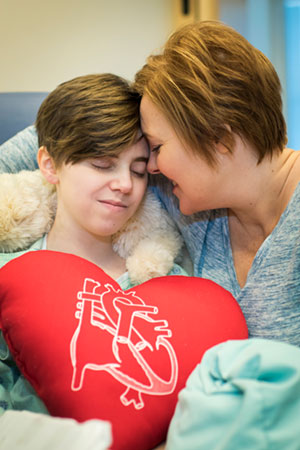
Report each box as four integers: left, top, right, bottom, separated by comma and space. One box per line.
121, 135, 149, 158
140, 95, 161, 123
140, 95, 175, 142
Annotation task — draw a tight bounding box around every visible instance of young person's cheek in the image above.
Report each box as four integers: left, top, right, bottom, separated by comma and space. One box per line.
133, 178, 148, 209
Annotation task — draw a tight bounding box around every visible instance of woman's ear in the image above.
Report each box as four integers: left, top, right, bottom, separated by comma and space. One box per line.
37, 146, 59, 185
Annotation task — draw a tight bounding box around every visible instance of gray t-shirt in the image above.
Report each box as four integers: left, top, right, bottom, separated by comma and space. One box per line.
0, 125, 38, 173
153, 184, 300, 346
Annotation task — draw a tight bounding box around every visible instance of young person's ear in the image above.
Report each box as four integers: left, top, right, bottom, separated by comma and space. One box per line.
37, 146, 59, 184
215, 125, 233, 155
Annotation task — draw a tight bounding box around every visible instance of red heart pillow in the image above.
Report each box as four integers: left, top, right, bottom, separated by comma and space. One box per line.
0, 251, 248, 449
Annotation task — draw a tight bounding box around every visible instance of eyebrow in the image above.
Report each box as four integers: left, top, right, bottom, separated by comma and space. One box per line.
135, 133, 151, 148
133, 156, 149, 163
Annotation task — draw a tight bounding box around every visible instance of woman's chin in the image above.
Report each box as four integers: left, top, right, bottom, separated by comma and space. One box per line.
178, 201, 198, 216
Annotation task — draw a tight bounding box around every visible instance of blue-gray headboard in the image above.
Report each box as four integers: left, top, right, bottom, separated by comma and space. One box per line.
0, 92, 48, 145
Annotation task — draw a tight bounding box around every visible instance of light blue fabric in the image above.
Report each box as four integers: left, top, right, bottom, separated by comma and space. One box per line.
0, 239, 49, 415
166, 338, 300, 450
0, 332, 49, 416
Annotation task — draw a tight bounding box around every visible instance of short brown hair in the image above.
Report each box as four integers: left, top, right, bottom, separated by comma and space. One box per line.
36, 73, 141, 167
135, 21, 287, 165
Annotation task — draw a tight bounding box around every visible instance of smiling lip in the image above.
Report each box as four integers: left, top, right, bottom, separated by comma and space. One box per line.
99, 199, 128, 209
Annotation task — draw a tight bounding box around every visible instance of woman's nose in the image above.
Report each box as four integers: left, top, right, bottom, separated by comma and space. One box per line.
147, 152, 160, 174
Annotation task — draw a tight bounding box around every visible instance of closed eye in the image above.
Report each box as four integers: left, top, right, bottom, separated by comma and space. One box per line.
131, 170, 147, 178
90, 157, 114, 170
131, 160, 148, 178
92, 163, 113, 170
151, 145, 161, 153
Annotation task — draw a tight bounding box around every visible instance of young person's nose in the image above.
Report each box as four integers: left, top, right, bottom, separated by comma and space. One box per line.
111, 169, 133, 193
147, 152, 160, 174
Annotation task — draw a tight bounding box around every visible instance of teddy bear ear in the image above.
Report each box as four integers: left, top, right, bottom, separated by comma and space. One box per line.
37, 146, 59, 185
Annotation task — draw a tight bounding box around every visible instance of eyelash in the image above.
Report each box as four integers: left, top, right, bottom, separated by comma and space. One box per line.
151, 145, 161, 153
92, 163, 111, 171
92, 164, 146, 179
132, 171, 147, 178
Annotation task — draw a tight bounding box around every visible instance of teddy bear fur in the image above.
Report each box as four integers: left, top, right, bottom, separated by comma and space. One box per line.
0, 170, 57, 252
0, 170, 183, 284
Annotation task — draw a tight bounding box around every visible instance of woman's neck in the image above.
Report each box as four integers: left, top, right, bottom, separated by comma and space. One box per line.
227, 147, 300, 288
228, 147, 300, 238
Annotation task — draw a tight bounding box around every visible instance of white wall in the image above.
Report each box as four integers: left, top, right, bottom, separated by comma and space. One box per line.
219, 0, 287, 118
0, 0, 174, 92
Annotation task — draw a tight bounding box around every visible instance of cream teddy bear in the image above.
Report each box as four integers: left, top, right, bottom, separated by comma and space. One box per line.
0, 170, 183, 284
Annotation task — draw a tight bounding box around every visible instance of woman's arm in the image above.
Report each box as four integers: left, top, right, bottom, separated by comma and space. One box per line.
0, 126, 39, 174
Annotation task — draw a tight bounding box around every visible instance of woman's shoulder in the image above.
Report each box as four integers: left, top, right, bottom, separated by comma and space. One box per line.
0, 125, 39, 174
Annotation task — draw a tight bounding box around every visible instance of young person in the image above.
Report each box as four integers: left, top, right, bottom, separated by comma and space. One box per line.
0, 74, 186, 444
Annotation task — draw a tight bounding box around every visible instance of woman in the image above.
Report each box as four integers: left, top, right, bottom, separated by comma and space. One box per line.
134, 20, 300, 346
